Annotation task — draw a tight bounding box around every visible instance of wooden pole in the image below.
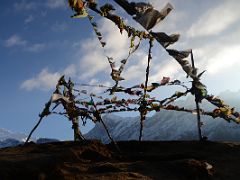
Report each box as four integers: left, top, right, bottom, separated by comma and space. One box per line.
25, 116, 43, 144
72, 117, 85, 141
139, 39, 153, 141
91, 97, 121, 153
191, 50, 202, 141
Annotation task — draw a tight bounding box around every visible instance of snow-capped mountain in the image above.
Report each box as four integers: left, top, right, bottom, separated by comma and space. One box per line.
0, 138, 23, 148
0, 128, 28, 148
0, 128, 59, 148
0, 128, 27, 142
85, 91, 240, 143
85, 111, 240, 143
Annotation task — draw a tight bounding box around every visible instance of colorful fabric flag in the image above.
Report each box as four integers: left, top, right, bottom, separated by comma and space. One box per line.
68, 0, 85, 11
160, 77, 170, 85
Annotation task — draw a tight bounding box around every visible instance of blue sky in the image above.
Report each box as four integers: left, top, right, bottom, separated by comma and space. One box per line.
0, 0, 240, 140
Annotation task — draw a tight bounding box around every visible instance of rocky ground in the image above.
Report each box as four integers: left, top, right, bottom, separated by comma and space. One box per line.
0, 140, 240, 180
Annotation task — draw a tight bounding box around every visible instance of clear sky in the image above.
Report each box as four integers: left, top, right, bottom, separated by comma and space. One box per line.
0, 0, 240, 140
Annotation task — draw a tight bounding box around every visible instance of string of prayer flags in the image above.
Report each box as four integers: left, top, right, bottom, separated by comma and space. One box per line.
205, 95, 225, 108
151, 32, 180, 48
160, 90, 189, 106
158, 104, 240, 124
203, 95, 240, 123
69, 1, 106, 46
211, 107, 238, 123
28, 1, 240, 144
88, 15, 106, 47
107, 86, 143, 96
141, 77, 182, 92
103, 107, 138, 114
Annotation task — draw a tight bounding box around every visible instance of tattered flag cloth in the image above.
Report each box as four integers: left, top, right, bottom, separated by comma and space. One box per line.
133, 2, 173, 30
166, 49, 191, 60
51, 93, 71, 104
160, 76, 170, 85
114, 0, 173, 30
151, 32, 180, 48
159, 3, 174, 20
99, 3, 126, 34
166, 49, 208, 102
166, 49, 195, 77
107, 57, 125, 82
68, 0, 85, 11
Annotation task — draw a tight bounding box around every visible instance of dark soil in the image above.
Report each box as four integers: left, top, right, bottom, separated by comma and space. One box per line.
1, 140, 240, 180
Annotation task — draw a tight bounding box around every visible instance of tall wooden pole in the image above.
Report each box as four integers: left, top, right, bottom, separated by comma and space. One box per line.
139, 39, 153, 141
191, 50, 202, 141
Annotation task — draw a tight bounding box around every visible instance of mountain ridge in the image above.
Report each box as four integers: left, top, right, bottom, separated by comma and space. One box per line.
85, 91, 240, 143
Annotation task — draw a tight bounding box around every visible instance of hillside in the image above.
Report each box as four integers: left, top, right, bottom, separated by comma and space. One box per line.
1, 140, 240, 179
